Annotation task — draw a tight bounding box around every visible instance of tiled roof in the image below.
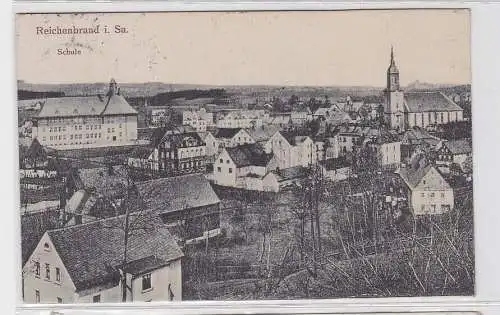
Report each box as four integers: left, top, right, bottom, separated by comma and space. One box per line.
150, 126, 202, 148
246, 126, 280, 142
404, 92, 463, 112
136, 174, 220, 214
37, 94, 137, 118
443, 139, 472, 155
47, 213, 183, 292
398, 164, 433, 189
25, 138, 47, 161
226, 143, 274, 167
215, 128, 242, 139
21, 210, 61, 266
362, 95, 385, 104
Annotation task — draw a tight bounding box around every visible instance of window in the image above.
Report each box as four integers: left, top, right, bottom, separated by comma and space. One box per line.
430, 204, 436, 212
45, 263, 50, 280
93, 294, 101, 303
217, 167, 221, 172
421, 193, 425, 197
35, 290, 40, 303
441, 193, 445, 198
226, 160, 230, 164
142, 273, 152, 291
229, 168, 233, 174
430, 193, 435, 198
34, 261, 40, 277
57, 297, 62, 303
55, 268, 61, 282
421, 205, 425, 212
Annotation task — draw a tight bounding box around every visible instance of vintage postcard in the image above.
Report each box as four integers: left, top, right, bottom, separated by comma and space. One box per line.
16, 9, 473, 304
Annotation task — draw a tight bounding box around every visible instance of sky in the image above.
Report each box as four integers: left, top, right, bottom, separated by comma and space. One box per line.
16, 9, 471, 87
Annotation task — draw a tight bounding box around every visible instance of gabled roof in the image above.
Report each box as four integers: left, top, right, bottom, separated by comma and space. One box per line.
442, 139, 472, 155
150, 125, 201, 148
398, 165, 433, 189
46, 213, 183, 292
215, 128, 243, 139
404, 91, 463, 112
281, 132, 311, 146
37, 94, 137, 118
226, 143, 274, 168
21, 210, 61, 266
136, 174, 220, 214
246, 126, 280, 142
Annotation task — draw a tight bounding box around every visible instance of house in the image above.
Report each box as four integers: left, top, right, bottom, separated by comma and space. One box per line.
31, 79, 138, 149
22, 213, 183, 303
136, 174, 221, 242
215, 128, 255, 148
215, 110, 266, 129
262, 166, 309, 192
136, 126, 207, 176
265, 131, 316, 169
213, 143, 276, 189
246, 125, 281, 144
336, 125, 367, 155
197, 131, 219, 164
318, 157, 352, 181
398, 164, 454, 215
364, 130, 402, 168
384, 48, 464, 131
435, 139, 472, 172
400, 127, 442, 162
182, 108, 214, 132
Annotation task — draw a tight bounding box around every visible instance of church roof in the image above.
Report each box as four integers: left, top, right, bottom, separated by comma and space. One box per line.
404, 91, 463, 113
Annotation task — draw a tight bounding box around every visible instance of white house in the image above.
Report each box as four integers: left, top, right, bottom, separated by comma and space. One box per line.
264, 131, 316, 169
31, 79, 138, 150
215, 110, 267, 129
198, 131, 219, 162
398, 165, 454, 215
182, 108, 214, 132
23, 213, 184, 304
215, 128, 255, 149
213, 143, 276, 189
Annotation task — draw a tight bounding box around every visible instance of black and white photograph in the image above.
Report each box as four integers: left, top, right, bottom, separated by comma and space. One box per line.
16, 9, 473, 304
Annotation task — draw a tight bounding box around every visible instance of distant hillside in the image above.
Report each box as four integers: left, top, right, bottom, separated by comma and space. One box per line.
405, 80, 471, 94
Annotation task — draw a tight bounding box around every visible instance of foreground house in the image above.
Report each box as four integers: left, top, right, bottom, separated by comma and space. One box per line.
23, 213, 183, 303
31, 79, 138, 149
398, 164, 454, 215
136, 174, 221, 243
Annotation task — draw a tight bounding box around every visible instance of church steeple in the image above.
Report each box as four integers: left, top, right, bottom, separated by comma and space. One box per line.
387, 46, 400, 91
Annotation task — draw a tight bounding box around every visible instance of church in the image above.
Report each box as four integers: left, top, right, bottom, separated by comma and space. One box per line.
384, 47, 464, 132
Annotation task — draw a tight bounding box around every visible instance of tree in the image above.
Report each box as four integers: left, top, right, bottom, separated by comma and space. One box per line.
462, 155, 473, 174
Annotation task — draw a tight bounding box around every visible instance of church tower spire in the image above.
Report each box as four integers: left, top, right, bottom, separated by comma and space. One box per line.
387, 46, 400, 91
385, 46, 405, 132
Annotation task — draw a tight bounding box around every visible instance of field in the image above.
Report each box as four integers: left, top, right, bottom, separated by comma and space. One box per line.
182, 172, 474, 300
